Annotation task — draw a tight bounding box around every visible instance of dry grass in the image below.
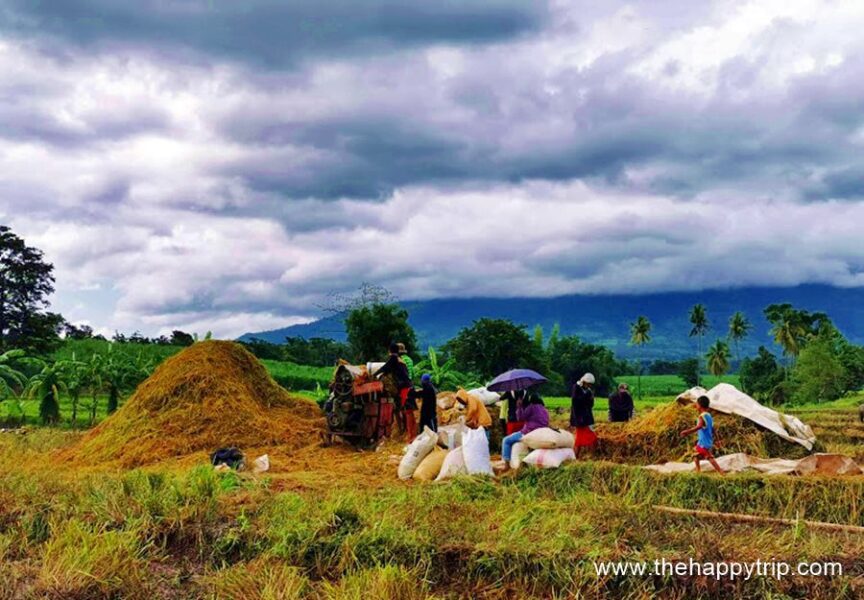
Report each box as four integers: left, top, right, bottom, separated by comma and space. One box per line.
56, 341, 323, 468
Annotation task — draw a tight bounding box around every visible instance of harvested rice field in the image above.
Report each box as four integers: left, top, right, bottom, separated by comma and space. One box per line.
1, 344, 863, 599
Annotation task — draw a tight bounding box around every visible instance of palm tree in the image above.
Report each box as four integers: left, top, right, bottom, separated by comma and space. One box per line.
629, 316, 652, 400
706, 340, 731, 381
727, 311, 752, 369
688, 304, 709, 386
26, 362, 69, 425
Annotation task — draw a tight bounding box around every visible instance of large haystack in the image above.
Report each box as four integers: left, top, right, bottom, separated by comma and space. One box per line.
59, 341, 323, 467
595, 402, 813, 464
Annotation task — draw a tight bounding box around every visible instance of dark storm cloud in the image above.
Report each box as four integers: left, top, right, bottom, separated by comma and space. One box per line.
0, 0, 548, 67
3, 0, 864, 337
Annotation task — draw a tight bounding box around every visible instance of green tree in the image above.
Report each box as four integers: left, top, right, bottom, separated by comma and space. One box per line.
548, 335, 622, 397
677, 358, 699, 388
628, 316, 652, 400
345, 303, 417, 363
706, 339, 731, 381
26, 361, 68, 424
763, 304, 832, 371
727, 311, 752, 369
0, 226, 63, 355
688, 304, 709, 386
446, 318, 539, 381
791, 335, 845, 404
169, 330, 195, 346
739, 346, 784, 402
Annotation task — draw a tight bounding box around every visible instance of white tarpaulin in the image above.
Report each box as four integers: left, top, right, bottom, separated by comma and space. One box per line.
676, 383, 816, 450
646, 452, 863, 476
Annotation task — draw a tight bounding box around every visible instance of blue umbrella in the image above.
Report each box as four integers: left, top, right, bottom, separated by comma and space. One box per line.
487, 369, 548, 392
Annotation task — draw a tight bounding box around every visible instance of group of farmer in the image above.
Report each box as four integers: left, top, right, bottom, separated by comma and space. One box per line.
374, 342, 722, 475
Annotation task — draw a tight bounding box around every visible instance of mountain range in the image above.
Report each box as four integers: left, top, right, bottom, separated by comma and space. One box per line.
240, 285, 864, 360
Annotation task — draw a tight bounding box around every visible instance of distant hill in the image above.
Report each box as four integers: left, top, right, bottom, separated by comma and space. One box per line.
239, 285, 864, 360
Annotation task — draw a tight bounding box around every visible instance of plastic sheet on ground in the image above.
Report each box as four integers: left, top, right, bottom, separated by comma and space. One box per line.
645, 452, 863, 476
676, 383, 816, 450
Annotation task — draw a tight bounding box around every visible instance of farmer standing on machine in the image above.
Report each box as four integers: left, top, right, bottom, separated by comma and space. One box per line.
375, 343, 415, 440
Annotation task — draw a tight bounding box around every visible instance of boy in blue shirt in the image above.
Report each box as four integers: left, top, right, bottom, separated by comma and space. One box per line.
680, 395, 725, 475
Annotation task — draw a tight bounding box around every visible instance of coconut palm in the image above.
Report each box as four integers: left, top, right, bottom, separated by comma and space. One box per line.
727, 311, 752, 368
706, 340, 731, 381
26, 362, 68, 425
629, 316, 652, 400
688, 304, 710, 386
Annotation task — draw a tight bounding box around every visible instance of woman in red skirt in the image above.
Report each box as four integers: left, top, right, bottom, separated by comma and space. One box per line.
570, 373, 597, 455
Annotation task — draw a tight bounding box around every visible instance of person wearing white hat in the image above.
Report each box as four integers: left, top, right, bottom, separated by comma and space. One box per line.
570, 373, 597, 454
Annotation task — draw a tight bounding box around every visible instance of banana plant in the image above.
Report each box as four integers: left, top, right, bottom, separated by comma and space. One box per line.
0, 349, 28, 399
414, 346, 476, 390
26, 362, 69, 425
0, 349, 29, 425
60, 353, 89, 427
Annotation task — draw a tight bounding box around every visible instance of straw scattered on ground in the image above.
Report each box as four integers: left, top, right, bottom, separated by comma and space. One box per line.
56, 341, 323, 468
592, 402, 814, 464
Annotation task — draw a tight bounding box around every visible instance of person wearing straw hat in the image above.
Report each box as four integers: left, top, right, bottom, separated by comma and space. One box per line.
396, 342, 414, 382
570, 373, 597, 454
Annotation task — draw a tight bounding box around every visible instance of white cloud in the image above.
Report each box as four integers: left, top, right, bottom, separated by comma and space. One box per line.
1, 1, 864, 337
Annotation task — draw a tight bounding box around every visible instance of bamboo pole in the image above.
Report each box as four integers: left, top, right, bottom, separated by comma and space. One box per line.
653, 505, 864, 534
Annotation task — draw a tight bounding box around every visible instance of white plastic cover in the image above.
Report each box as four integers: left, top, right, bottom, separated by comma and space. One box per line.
676, 383, 816, 450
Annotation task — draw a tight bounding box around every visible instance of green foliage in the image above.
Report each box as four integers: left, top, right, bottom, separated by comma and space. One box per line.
727, 310, 752, 366
263, 360, 333, 392
629, 316, 652, 400
446, 318, 542, 382
345, 303, 417, 363
170, 330, 195, 346
0, 349, 28, 399
739, 346, 784, 402
688, 303, 709, 385
838, 342, 864, 393
26, 361, 67, 425
283, 337, 352, 366
413, 346, 476, 390
764, 303, 832, 362
548, 334, 622, 397
705, 339, 731, 378
0, 226, 63, 355
791, 335, 846, 404
676, 358, 699, 388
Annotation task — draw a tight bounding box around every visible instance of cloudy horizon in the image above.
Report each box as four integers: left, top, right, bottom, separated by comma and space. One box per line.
2, 0, 864, 338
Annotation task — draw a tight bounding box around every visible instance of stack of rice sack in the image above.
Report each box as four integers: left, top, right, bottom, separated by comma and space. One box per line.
397, 425, 493, 481
510, 427, 576, 469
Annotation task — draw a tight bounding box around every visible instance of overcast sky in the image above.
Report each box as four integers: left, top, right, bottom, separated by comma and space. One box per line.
2, 0, 863, 338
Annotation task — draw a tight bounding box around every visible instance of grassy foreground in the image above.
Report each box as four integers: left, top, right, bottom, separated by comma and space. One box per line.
2, 411, 863, 600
